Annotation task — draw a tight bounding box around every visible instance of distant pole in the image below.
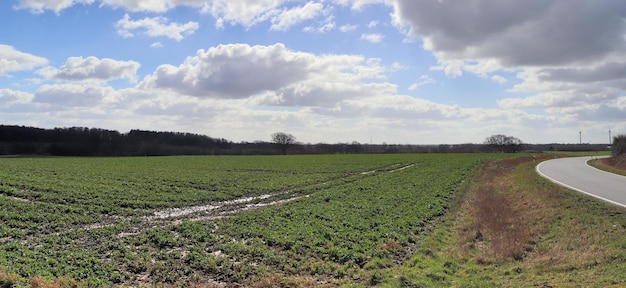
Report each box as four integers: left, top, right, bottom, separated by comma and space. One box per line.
579, 131, 582, 144
609, 129, 612, 145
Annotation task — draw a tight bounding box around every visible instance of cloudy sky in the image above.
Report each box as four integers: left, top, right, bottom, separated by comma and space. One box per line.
1, 0, 625, 144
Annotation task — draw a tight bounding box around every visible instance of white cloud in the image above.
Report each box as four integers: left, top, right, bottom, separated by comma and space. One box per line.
303, 16, 335, 33
116, 13, 199, 41
0, 45, 48, 76
101, 0, 175, 12
9, 0, 626, 144
201, 0, 288, 28
0, 88, 34, 105
270, 2, 325, 31
37, 56, 140, 82
391, 0, 626, 111
390, 62, 406, 71
361, 33, 384, 43
367, 20, 379, 28
304, 93, 557, 144
491, 75, 507, 84
336, 94, 463, 120
14, 1, 364, 34
339, 24, 357, 32
33, 84, 120, 107
140, 43, 312, 98
335, 0, 387, 11
150, 42, 163, 48
393, 0, 626, 67
14, 0, 94, 14
430, 59, 463, 77
408, 75, 435, 90
139, 43, 394, 107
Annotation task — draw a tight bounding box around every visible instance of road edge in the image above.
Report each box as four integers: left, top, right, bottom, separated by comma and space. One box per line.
536, 158, 626, 209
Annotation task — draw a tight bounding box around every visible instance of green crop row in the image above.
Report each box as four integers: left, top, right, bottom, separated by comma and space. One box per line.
0, 154, 503, 286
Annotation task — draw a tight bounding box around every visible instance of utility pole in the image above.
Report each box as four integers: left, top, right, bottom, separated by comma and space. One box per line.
609, 129, 612, 146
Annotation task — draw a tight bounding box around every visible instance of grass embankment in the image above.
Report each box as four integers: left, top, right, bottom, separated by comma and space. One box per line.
592, 156, 626, 177
376, 155, 626, 287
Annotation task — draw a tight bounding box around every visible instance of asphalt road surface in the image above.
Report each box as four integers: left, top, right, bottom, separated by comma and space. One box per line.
536, 156, 626, 208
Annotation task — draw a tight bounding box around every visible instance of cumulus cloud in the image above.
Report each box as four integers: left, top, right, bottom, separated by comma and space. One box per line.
140, 43, 394, 107
33, 84, 120, 107
309, 93, 551, 142
140, 43, 311, 98
538, 62, 626, 84
392, 0, 626, 67
270, 2, 325, 31
0, 45, 48, 76
303, 16, 335, 33
202, 0, 289, 28
14, 0, 94, 14
552, 98, 626, 122
335, 0, 386, 11
361, 33, 384, 43
16, 0, 286, 18
101, 0, 179, 12
500, 63, 626, 110
38, 56, 140, 82
408, 75, 435, 90
340, 94, 463, 120
0, 88, 34, 105
15, 0, 353, 33
11, 0, 624, 144
116, 14, 199, 41
391, 0, 626, 114
491, 75, 507, 84
339, 24, 357, 32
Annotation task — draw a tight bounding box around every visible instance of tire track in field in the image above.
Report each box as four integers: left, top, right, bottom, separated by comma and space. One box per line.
142, 162, 415, 221
11, 162, 416, 240
120, 162, 416, 230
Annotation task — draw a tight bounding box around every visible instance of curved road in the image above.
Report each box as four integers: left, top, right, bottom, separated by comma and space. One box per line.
536, 156, 626, 208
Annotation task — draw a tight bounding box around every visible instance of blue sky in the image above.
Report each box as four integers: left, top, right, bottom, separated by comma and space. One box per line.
1, 0, 625, 144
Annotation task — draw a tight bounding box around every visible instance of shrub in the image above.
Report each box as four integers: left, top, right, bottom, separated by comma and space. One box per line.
612, 134, 626, 157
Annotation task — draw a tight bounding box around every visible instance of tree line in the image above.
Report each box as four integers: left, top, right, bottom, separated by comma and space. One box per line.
0, 125, 230, 156
0, 125, 612, 156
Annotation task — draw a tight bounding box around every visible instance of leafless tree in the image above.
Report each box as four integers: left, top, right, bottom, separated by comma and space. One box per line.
484, 134, 523, 153
271, 132, 297, 155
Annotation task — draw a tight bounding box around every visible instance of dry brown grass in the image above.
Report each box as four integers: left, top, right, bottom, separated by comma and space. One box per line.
598, 156, 626, 176
0, 271, 18, 288
248, 274, 322, 288
29, 277, 81, 288
457, 156, 559, 264
377, 239, 403, 253
391, 154, 626, 287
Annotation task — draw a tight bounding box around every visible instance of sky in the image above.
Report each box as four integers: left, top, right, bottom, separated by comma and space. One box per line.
1, 0, 625, 145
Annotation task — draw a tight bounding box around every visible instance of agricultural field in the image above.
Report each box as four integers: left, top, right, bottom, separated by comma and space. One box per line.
0, 154, 503, 286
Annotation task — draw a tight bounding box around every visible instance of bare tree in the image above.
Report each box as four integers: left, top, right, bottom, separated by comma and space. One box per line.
484, 134, 523, 153
271, 132, 297, 155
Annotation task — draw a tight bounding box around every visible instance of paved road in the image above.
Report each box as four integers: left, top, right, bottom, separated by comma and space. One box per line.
536, 156, 626, 208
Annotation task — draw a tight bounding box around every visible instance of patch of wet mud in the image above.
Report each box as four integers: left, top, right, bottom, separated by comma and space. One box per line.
74, 162, 415, 235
